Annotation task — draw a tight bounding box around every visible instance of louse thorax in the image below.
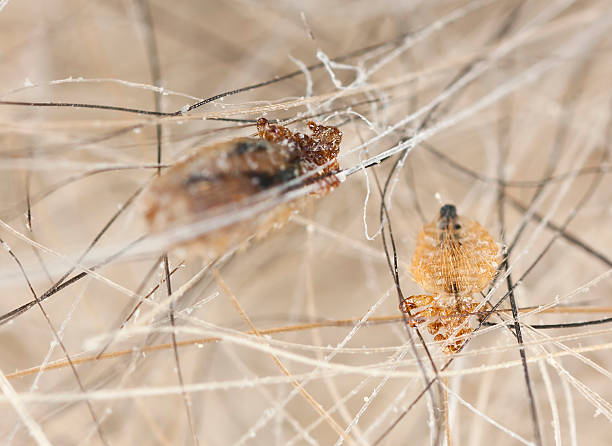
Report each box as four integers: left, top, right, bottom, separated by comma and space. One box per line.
410, 204, 500, 298
142, 119, 342, 258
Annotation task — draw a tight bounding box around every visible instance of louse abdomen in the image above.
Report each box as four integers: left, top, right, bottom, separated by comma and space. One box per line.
410, 214, 500, 296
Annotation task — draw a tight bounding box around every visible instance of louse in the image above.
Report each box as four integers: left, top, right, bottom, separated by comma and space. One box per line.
400, 204, 501, 353
142, 118, 342, 258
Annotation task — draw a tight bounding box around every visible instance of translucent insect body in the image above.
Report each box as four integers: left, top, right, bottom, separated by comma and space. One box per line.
401, 204, 500, 353
143, 118, 342, 258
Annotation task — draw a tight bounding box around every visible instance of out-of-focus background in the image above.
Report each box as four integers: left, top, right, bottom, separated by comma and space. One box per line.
1, 1, 612, 444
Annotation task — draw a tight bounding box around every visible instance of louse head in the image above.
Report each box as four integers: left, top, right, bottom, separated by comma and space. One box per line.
439, 203, 457, 221
438, 203, 461, 232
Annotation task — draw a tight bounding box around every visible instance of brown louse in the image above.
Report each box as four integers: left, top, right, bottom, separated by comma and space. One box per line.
143, 118, 342, 258
400, 204, 500, 353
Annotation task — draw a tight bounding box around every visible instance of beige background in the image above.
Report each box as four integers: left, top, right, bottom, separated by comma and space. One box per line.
1, 1, 611, 444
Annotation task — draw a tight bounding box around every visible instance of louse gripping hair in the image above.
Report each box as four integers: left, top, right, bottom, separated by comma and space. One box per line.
143, 118, 342, 258
256, 117, 342, 193
401, 204, 501, 353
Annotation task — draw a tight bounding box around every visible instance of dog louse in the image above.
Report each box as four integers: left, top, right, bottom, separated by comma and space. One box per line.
143, 118, 342, 258
400, 204, 500, 353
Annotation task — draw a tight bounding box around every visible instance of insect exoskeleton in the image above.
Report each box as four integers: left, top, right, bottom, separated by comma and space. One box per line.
142, 118, 342, 258
411, 204, 500, 298
401, 204, 501, 353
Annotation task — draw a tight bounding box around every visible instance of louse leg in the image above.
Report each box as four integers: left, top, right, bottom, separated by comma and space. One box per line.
399, 294, 434, 312
432, 330, 465, 354
442, 327, 474, 353
438, 302, 479, 354
426, 318, 443, 335
399, 294, 435, 327
399, 295, 479, 354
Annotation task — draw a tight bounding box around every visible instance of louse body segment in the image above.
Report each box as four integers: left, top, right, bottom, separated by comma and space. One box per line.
401, 204, 500, 353
143, 118, 342, 258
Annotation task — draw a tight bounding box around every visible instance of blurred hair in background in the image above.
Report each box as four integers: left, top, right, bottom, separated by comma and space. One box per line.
1, 1, 611, 445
